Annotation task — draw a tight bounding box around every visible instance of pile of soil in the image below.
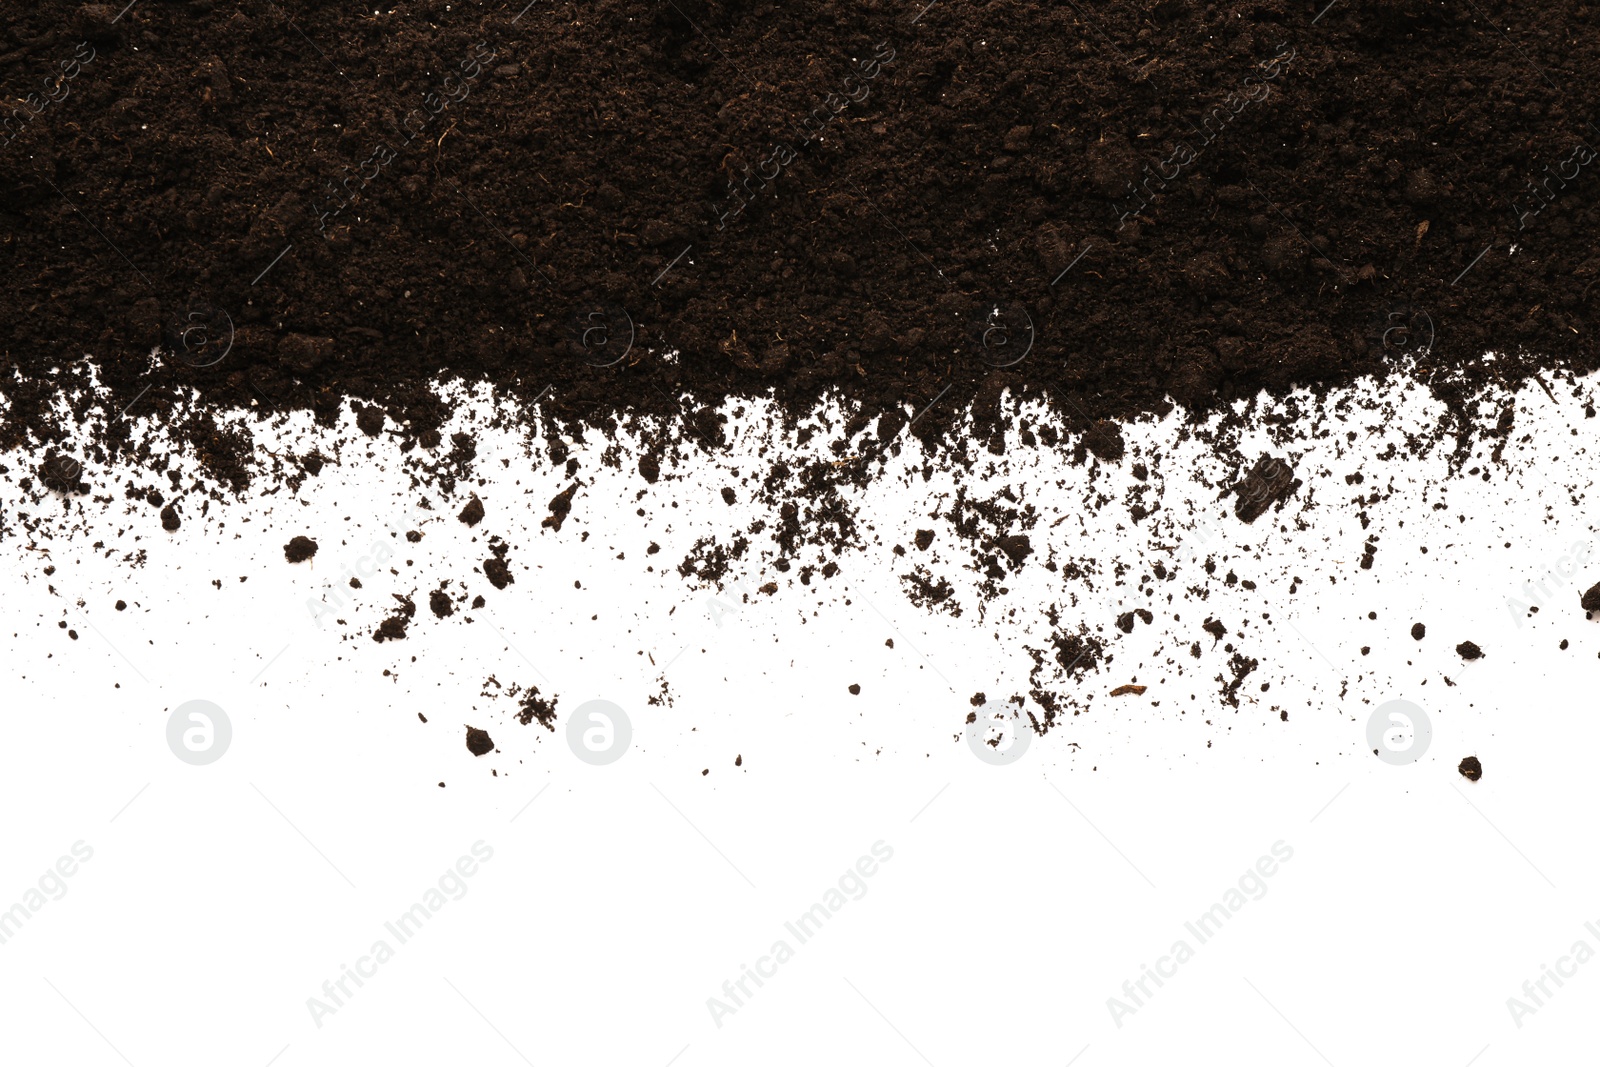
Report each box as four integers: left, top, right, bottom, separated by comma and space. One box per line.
5, 1, 1600, 468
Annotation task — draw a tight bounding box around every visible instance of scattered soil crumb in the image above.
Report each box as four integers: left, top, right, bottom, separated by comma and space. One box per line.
284, 536, 318, 563
465, 726, 494, 756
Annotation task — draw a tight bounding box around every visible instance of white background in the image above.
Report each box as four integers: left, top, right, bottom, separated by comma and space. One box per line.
4, 370, 1599, 1066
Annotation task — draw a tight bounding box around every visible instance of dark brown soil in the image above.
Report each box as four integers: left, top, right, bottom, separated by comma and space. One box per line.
465, 726, 494, 756
1458, 755, 1483, 781
1232, 455, 1298, 523
6, 1, 1600, 468
1582, 582, 1600, 612
1456, 640, 1482, 659
283, 536, 318, 563
373, 593, 416, 642
1411, 621, 1426, 640
515, 687, 557, 730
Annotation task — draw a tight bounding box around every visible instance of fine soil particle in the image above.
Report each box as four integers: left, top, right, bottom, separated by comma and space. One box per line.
458, 494, 485, 526
9, 3, 1600, 467
1456, 640, 1483, 659
160, 505, 180, 531
1459, 755, 1483, 782
284, 536, 318, 563
465, 726, 494, 756
1411, 622, 1426, 640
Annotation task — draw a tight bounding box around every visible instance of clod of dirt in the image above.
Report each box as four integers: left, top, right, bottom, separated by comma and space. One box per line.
995, 535, 1032, 568
516, 687, 557, 730
1411, 622, 1426, 640
115, 600, 126, 611
721, 487, 737, 505
1202, 618, 1226, 642
484, 540, 514, 589
38, 451, 89, 495
373, 594, 416, 642
1081, 420, 1126, 463
355, 403, 385, 437
1233, 455, 1298, 523
1458, 755, 1483, 782
160, 505, 181, 531
1582, 582, 1600, 612
465, 726, 494, 756
284, 536, 318, 563
915, 530, 935, 551
458, 494, 485, 526
735, 754, 743, 767
1456, 641, 1483, 660
848, 683, 861, 695
543, 483, 578, 532
429, 589, 455, 618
